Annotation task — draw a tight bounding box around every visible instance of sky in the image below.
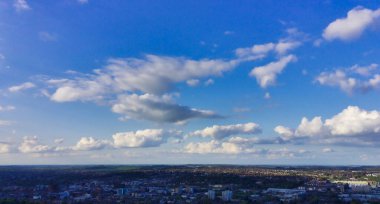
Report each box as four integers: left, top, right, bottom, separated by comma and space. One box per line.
0, 0, 380, 165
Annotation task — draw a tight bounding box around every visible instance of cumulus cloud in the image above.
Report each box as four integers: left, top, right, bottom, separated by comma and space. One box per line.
13, 128, 183, 155
315, 64, 380, 94
274, 126, 294, 140
250, 55, 297, 88
72, 137, 109, 151
189, 122, 262, 140
275, 106, 380, 145
325, 106, 380, 136
13, 0, 30, 12
226, 136, 283, 145
183, 140, 306, 158
112, 129, 181, 148
8, 82, 36, 93
112, 94, 221, 123
323, 7, 380, 41
295, 117, 328, 137
18, 136, 55, 153
184, 140, 243, 154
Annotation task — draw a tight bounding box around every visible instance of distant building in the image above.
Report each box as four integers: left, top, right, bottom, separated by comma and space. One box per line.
333, 180, 372, 192
116, 188, 128, 196
207, 190, 215, 200
222, 190, 233, 201
175, 186, 183, 194
59, 191, 70, 200
32, 195, 41, 200
263, 188, 305, 202
186, 186, 194, 194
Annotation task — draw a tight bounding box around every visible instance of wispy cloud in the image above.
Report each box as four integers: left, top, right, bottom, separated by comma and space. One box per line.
38, 31, 57, 42
13, 0, 30, 12
8, 82, 36, 93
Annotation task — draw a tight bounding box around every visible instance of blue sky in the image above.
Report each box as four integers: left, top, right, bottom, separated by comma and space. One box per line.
0, 0, 380, 165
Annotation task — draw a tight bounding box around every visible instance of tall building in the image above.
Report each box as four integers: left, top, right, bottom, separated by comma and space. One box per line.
222, 190, 233, 201
208, 190, 215, 200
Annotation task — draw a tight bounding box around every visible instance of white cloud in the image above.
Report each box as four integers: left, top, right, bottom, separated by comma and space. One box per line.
0, 105, 15, 112
369, 75, 380, 88
18, 136, 54, 153
183, 140, 306, 158
224, 30, 234, 35
38, 31, 57, 42
313, 39, 323, 47
235, 28, 304, 61
250, 55, 297, 88
325, 106, 380, 136
316, 64, 380, 94
235, 43, 275, 60
226, 136, 282, 145
112, 93, 220, 123
322, 147, 334, 153
49, 55, 238, 102
235, 40, 300, 61
264, 92, 271, 99
316, 70, 357, 94
0, 143, 10, 154
112, 129, 180, 148
351, 64, 378, 76
275, 106, 380, 145
72, 137, 109, 151
295, 117, 328, 137
186, 79, 199, 87
274, 126, 294, 140
78, 0, 88, 4
50, 80, 105, 102
204, 79, 214, 86
43, 55, 240, 123
54, 138, 64, 144
233, 107, 251, 113
189, 122, 261, 140
184, 140, 243, 154
8, 82, 36, 93
323, 7, 380, 41
13, 0, 30, 12
275, 40, 301, 55
0, 120, 12, 126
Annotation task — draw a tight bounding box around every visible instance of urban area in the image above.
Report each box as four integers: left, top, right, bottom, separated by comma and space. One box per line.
1, 165, 380, 203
